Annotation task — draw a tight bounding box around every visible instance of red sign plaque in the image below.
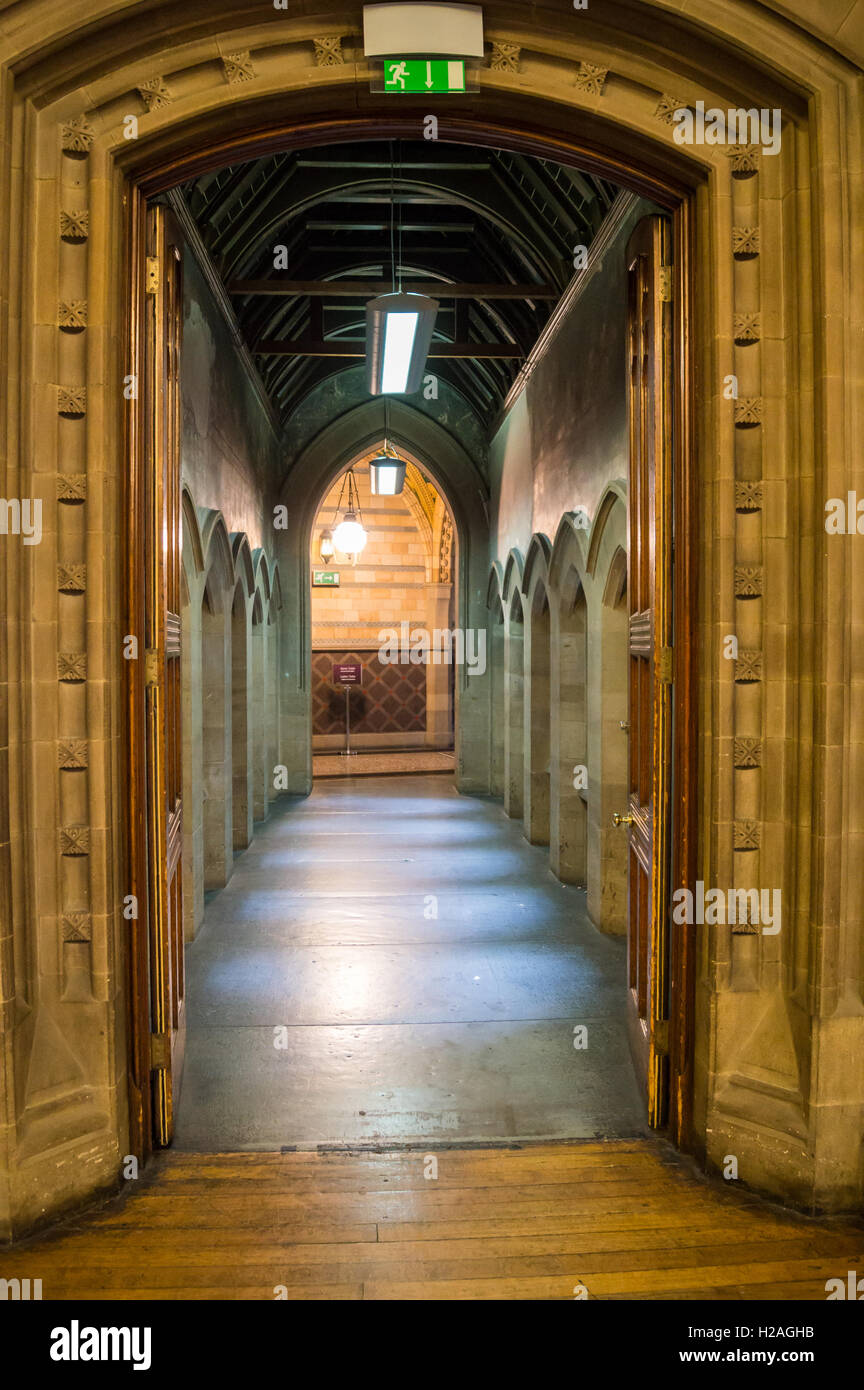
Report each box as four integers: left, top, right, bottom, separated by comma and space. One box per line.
333, 663, 362, 685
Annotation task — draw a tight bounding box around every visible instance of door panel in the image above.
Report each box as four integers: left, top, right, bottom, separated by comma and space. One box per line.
625, 215, 673, 1128
143, 204, 185, 1145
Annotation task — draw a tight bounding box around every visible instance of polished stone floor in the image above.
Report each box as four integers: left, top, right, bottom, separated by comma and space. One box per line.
174, 774, 646, 1150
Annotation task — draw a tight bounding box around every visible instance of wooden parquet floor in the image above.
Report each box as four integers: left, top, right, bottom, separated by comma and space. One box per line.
3, 1141, 861, 1300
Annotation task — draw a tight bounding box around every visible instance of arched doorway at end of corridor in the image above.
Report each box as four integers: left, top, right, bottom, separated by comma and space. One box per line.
124, 116, 697, 1165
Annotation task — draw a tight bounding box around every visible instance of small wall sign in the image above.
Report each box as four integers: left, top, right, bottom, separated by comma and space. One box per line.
313, 570, 340, 586
333, 663, 362, 685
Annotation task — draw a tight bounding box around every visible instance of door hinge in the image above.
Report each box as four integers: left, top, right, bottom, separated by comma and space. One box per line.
658, 265, 673, 302
653, 1019, 669, 1055
656, 645, 674, 684
145, 256, 160, 295
150, 1032, 170, 1070
144, 647, 159, 688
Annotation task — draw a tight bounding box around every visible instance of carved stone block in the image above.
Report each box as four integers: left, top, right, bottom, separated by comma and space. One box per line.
655, 94, 689, 124
60, 210, 89, 242
733, 737, 762, 768
58, 652, 87, 682
735, 649, 763, 683
732, 226, 760, 258
574, 62, 608, 95
312, 37, 344, 66
137, 77, 171, 110
59, 300, 87, 331
733, 312, 760, 344
60, 826, 90, 856
58, 739, 88, 770
57, 386, 86, 417
61, 117, 95, 156
58, 564, 86, 593
733, 820, 760, 851
223, 51, 256, 82
489, 41, 521, 71
62, 912, 91, 942
728, 144, 761, 176
734, 565, 763, 598
58, 474, 87, 503
734, 397, 763, 428
735, 481, 763, 512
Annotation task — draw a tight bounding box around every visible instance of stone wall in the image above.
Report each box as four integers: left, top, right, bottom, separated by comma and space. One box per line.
486, 201, 649, 934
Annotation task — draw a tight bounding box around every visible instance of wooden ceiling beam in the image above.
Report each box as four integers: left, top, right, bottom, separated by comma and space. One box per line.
255, 339, 523, 359
232, 279, 558, 300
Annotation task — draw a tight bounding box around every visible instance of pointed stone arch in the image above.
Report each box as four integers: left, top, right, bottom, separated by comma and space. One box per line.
502, 550, 524, 607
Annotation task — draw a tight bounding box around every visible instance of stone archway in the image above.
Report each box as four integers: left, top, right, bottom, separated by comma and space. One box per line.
1, 0, 862, 1231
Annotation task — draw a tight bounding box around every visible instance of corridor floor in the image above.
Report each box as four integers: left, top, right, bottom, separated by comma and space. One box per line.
4, 1142, 862, 1299
174, 774, 646, 1149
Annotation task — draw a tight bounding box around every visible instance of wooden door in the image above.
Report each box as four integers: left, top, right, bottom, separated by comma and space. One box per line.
624, 215, 674, 1128
143, 204, 185, 1145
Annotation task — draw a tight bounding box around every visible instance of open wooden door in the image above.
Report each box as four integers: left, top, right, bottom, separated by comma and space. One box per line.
622, 215, 674, 1128
143, 203, 185, 1145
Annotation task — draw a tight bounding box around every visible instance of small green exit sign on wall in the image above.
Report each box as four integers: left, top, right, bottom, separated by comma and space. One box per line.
383, 59, 466, 92
313, 570, 340, 587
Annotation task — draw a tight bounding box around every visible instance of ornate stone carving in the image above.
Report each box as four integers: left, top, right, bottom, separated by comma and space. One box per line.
734, 312, 760, 344
61, 116, 95, 156
733, 737, 762, 769
58, 564, 86, 593
731, 914, 760, 936
734, 565, 763, 598
59, 300, 87, 331
728, 144, 761, 176
735, 649, 762, 683
439, 512, 454, 584
58, 652, 87, 682
58, 739, 88, 770
58, 474, 87, 503
733, 820, 760, 851
574, 62, 608, 95
732, 226, 760, 259
57, 386, 86, 417
734, 397, 763, 428
312, 37, 344, 66
489, 41, 521, 71
137, 77, 171, 110
733, 226, 761, 259
735, 481, 763, 512
62, 912, 91, 942
223, 50, 255, 82
60, 826, 90, 856
655, 94, 689, 124
60, 209, 89, 242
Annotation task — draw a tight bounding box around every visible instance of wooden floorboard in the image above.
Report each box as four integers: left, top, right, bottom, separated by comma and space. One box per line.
2, 1141, 860, 1300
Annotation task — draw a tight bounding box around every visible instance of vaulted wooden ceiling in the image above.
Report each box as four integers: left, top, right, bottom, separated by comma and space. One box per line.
178, 140, 620, 430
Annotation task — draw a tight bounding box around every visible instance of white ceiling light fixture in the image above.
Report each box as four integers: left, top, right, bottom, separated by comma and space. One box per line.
369, 451, 407, 496
366, 290, 438, 396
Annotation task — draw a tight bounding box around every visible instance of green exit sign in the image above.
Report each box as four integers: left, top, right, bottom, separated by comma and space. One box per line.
313, 570, 340, 587
383, 58, 466, 93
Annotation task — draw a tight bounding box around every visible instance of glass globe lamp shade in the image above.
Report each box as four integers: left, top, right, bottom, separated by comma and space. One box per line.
332, 511, 367, 555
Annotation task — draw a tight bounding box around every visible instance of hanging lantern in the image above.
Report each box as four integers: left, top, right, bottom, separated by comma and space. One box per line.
369, 454, 407, 496
319, 528, 335, 560
331, 469, 368, 556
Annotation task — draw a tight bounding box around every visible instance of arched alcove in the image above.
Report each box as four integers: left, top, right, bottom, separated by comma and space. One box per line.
231, 583, 251, 850
550, 570, 588, 886
488, 584, 506, 799
504, 589, 526, 820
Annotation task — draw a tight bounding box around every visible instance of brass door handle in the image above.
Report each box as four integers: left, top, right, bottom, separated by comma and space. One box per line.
612, 812, 634, 827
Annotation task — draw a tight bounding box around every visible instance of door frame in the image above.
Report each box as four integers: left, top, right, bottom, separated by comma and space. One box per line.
123, 114, 698, 1161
